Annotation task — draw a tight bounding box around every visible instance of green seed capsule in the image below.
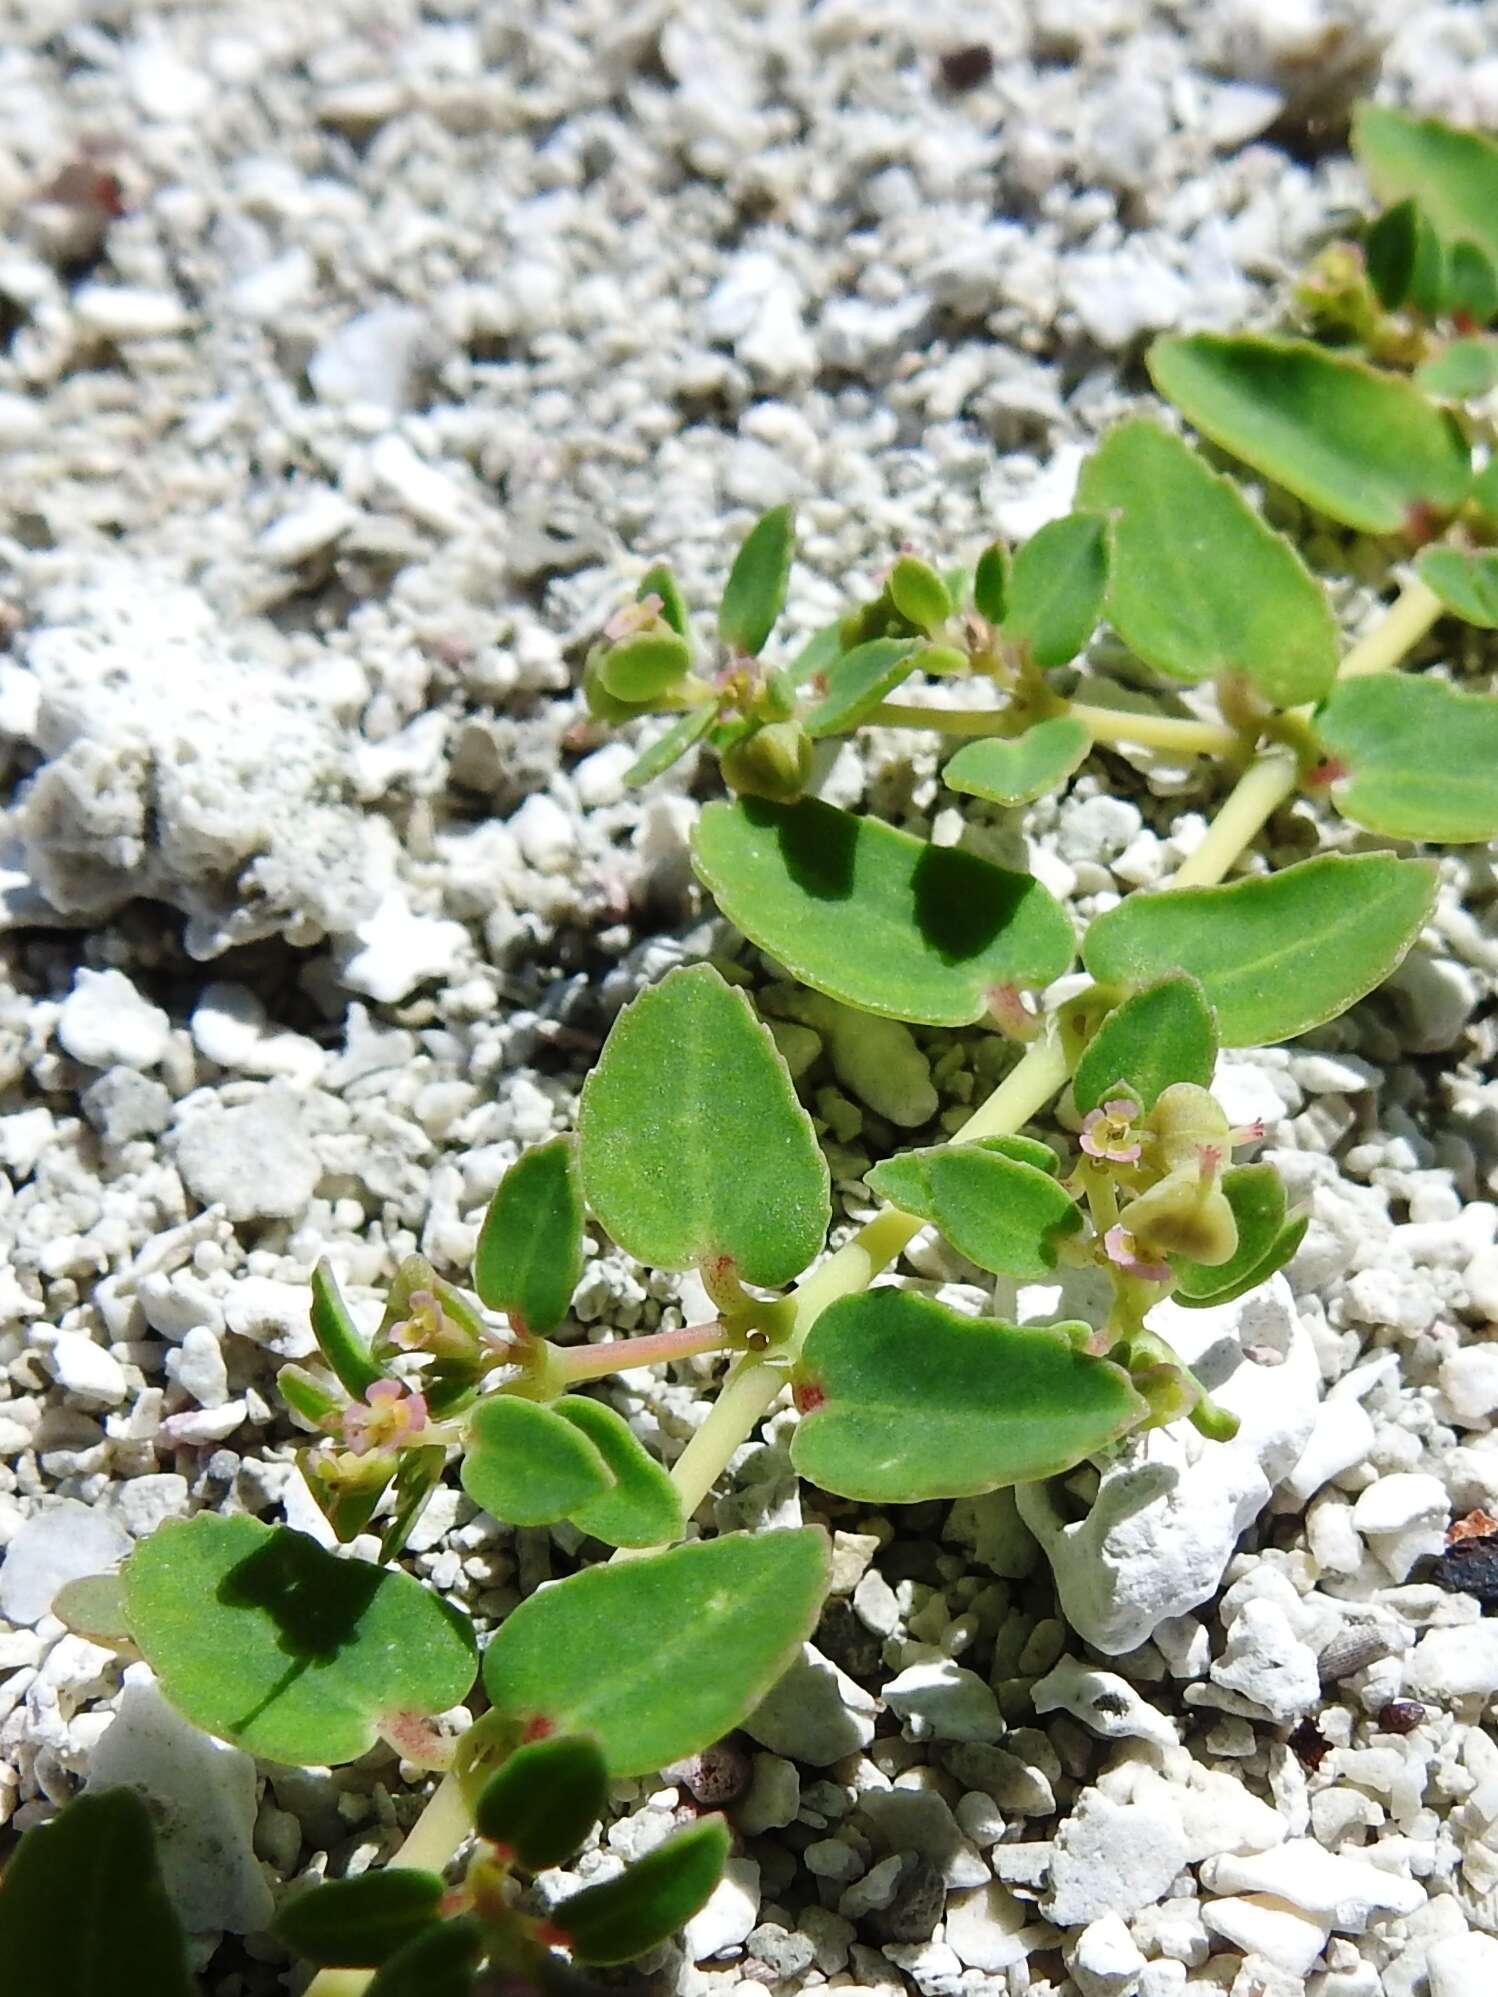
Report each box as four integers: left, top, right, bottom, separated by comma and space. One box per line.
720, 720, 814, 802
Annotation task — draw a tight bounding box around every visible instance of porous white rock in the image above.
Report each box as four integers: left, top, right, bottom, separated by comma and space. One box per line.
172, 1088, 321, 1222
1070, 1912, 1148, 1997
1042, 1788, 1189, 1926
1283, 1356, 1392, 1504
166, 1325, 230, 1408
681, 1855, 759, 1960
1200, 1839, 1426, 1930
1017, 1279, 1317, 1652
88, 1670, 273, 1932
341, 891, 470, 1003
41, 1330, 128, 1408
1202, 1894, 1331, 1975
1031, 1656, 1179, 1747
1441, 1344, 1498, 1423
1209, 1599, 1320, 1723
883, 1659, 1004, 1743
308, 302, 434, 412
56, 967, 170, 1069
1467, 1246, 1498, 1322
0, 1500, 131, 1625
1407, 1623, 1498, 1701
744, 1643, 877, 1765
1353, 1473, 1450, 1581
859, 1785, 988, 1889
190, 982, 323, 1083
1428, 1930, 1498, 1996
737, 1753, 800, 1834
943, 1882, 1030, 1972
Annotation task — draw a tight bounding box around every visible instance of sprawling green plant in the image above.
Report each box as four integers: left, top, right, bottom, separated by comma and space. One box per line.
14, 102, 1498, 1995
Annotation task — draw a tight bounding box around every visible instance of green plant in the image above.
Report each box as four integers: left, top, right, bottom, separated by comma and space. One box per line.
14, 101, 1498, 1997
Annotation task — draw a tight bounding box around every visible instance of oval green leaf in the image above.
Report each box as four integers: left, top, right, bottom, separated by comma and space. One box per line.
557, 1818, 730, 1965
367, 1916, 482, 1997
599, 630, 692, 703
1170, 1164, 1307, 1310
973, 540, 1010, 624
1354, 105, 1498, 272
1417, 546, 1498, 629
474, 1733, 608, 1871
311, 1257, 386, 1399
1364, 199, 1447, 315
481, 1528, 829, 1777
0, 1790, 194, 1997
719, 505, 794, 657
1082, 853, 1438, 1046
1313, 672, 1498, 843
122, 1516, 477, 1766
693, 797, 1075, 1026
1003, 512, 1110, 667
1072, 973, 1218, 1117
638, 562, 690, 638
889, 556, 953, 634
866, 1145, 1083, 1280
578, 963, 829, 1287
625, 702, 718, 787
802, 637, 921, 737
473, 1136, 583, 1336
275, 1871, 446, 1969
1077, 420, 1338, 704
1415, 339, 1498, 401
1149, 333, 1470, 534
943, 715, 1091, 807
791, 1290, 1147, 1503
462, 1396, 615, 1528
553, 1395, 686, 1549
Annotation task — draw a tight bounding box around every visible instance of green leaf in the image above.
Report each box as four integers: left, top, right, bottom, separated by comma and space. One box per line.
599, 630, 693, 703
474, 1733, 608, 1871
1002, 512, 1110, 667
1082, 853, 1437, 1045
274, 1871, 446, 1968
888, 556, 953, 634
692, 797, 1075, 1027
625, 703, 718, 787
1364, 199, 1445, 313
122, 1516, 477, 1765
553, 1396, 686, 1549
53, 1573, 132, 1646
1077, 421, 1338, 705
578, 964, 829, 1287
1354, 105, 1498, 273
1072, 974, 1217, 1117
1414, 338, 1498, 400
379, 1446, 446, 1564
973, 540, 1010, 624
943, 716, 1091, 807
474, 1137, 583, 1337
1313, 673, 1498, 843
1170, 1165, 1307, 1309
801, 638, 921, 737
311, 1258, 386, 1400
791, 1290, 1147, 1503
0, 1789, 194, 1997
1473, 460, 1498, 526
977, 1133, 1061, 1175
366, 1917, 482, 1997
557, 1819, 730, 1965
786, 618, 845, 686
481, 1529, 829, 1777
1448, 240, 1498, 324
462, 1396, 615, 1528
1417, 545, 1498, 628
1149, 333, 1471, 535
866, 1145, 1083, 1279
638, 562, 690, 638
719, 505, 794, 657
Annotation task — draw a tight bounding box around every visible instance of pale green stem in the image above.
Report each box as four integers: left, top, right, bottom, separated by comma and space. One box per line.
871, 698, 1236, 757
552, 1322, 732, 1384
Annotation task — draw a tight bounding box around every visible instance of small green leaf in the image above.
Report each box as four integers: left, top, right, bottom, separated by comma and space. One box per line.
973, 540, 1010, 624
599, 630, 693, 703
1313, 673, 1498, 843
1149, 333, 1471, 534
123, 1516, 477, 1766
693, 797, 1075, 1027
802, 637, 921, 737
474, 1137, 583, 1336
1077, 421, 1338, 705
625, 703, 718, 787
578, 964, 830, 1288
1354, 105, 1498, 273
866, 1145, 1083, 1279
638, 562, 690, 638
1417, 545, 1498, 628
311, 1258, 386, 1399
943, 716, 1091, 807
462, 1397, 615, 1528
888, 556, 954, 634
1448, 241, 1498, 324
557, 1819, 730, 1965
366, 1916, 482, 1997
1082, 853, 1438, 1046
1003, 512, 1110, 667
1364, 199, 1444, 313
1473, 460, 1498, 526
1414, 338, 1498, 400
474, 1733, 608, 1870
1170, 1165, 1307, 1309
53, 1573, 132, 1646
553, 1396, 686, 1548
719, 505, 794, 657
380, 1446, 446, 1564
977, 1133, 1062, 1175
274, 1871, 446, 1968
786, 618, 846, 685
1072, 974, 1217, 1117
0, 1789, 194, 1997
481, 1529, 829, 1777
791, 1290, 1147, 1503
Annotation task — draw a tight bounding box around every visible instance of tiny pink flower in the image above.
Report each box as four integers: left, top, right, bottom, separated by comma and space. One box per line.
1104, 1225, 1171, 1284
1080, 1098, 1142, 1165
341, 1378, 429, 1457
602, 593, 662, 644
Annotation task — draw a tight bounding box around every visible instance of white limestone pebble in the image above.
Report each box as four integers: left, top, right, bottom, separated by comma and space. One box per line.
0, 1500, 132, 1626
74, 284, 190, 339
943, 1883, 1031, 1972
1202, 1894, 1331, 1974
859, 1786, 988, 1888
166, 1325, 230, 1408
56, 967, 170, 1069
173, 1088, 321, 1222
1352, 1473, 1450, 1581
1070, 1912, 1148, 1997
1407, 1623, 1498, 1701
190, 981, 323, 1082
1441, 1344, 1498, 1423
681, 1855, 760, 1960
744, 1644, 877, 1765
1467, 1246, 1498, 1322
342, 891, 470, 1003
1199, 1839, 1426, 1930
88, 1670, 273, 1932
1042, 1789, 1189, 1926
308, 302, 433, 412
41, 1329, 128, 1408
1209, 1599, 1320, 1722
1428, 1930, 1498, 1996
1031, 1656, 1179, 1747
882, 1659, 1004, 1743
737, 1752, 800, 1834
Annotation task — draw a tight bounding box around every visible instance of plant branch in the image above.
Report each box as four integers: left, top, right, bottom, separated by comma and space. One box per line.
552, 1322, 733, 1384
870, 698, 1237, 757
